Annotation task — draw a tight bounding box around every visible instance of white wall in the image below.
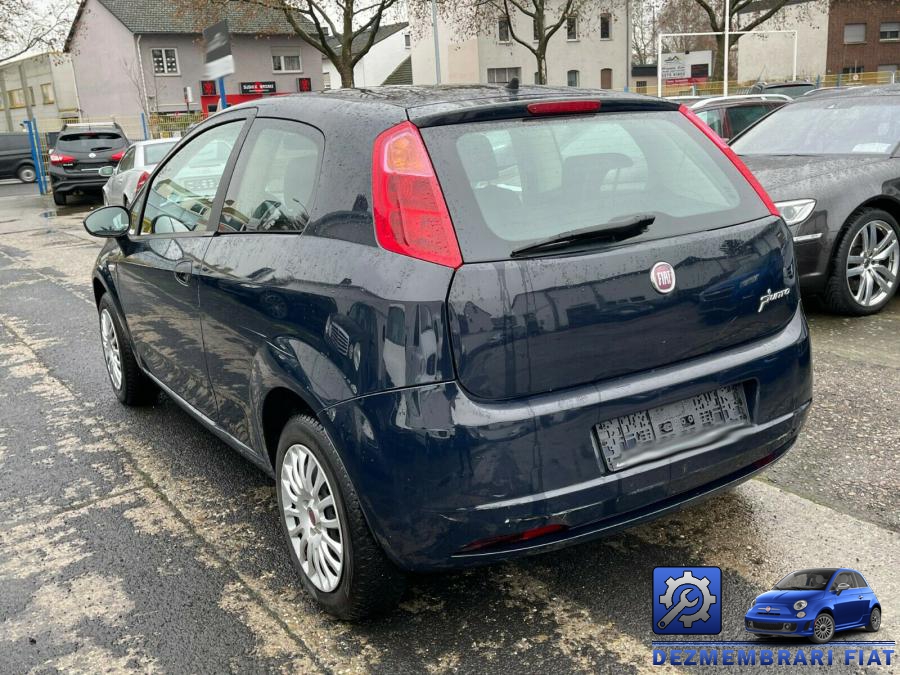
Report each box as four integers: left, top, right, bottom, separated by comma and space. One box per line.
737, 0, 829, 82
325, 29, 411, 88
0, 53, 79, 132
411, 2, 629, 89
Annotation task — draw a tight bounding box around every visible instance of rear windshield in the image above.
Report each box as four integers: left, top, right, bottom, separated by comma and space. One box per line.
57, 132, 126, 152
421, 110, 767, 261
760, 84, 814, 98
144, 141, 177, 165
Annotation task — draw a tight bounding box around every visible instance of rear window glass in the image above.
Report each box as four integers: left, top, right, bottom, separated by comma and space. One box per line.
57, 132, 126, 152
143, 142, 177, 166
421, 111, 767, 261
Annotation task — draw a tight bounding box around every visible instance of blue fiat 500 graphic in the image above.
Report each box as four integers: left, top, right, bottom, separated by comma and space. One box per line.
745, 568, 882, 643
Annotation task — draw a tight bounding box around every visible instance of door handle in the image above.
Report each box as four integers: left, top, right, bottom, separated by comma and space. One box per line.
174, 259, 192, 287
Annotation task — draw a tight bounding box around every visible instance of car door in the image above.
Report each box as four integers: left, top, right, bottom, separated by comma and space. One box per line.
116, 112, 252, 417
199, 116, 324, 448
108, 146, 135, 204
830, 571, 861, 628
850, 572, 876, 625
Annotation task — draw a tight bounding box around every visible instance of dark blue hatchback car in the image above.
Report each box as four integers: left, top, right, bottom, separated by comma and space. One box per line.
83, 86, 812, 619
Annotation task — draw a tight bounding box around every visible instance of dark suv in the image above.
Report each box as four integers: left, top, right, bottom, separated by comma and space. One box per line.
49, 123, 128, 205
82, 86, 812, 619
0, 132, 36, 182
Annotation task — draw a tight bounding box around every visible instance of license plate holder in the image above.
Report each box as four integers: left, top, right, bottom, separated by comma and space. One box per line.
595, 384, 750, 472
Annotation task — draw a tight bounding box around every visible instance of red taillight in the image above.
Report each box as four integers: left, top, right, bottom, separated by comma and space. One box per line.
460, 524, 568, 552
111, 150, 125, 162
371, 121, 462, 269
49, 152, 76, 165
679, 104, 779, 217
135, 171, 150, 191
527, 100, 601, 116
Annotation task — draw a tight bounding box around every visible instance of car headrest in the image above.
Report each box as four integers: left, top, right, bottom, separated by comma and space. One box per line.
457, 134, 499, 184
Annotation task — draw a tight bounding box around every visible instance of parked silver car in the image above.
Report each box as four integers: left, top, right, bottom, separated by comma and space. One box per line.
101, 138, 178, 207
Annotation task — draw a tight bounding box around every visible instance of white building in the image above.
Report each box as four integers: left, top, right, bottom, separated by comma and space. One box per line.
323, 23, 412, 89
0, 52, 79, 132
410, 3, 629, 89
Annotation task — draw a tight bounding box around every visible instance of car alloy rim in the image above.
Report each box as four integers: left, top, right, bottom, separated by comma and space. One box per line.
280, 444, 344, 592
100, 309, 122, 390
871, 608, 880, 629
20, 167, 36, 182
846, 220, 899, 307
814, 614, 834, 641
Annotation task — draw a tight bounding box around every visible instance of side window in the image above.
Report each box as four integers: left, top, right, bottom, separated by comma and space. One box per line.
725, 105, 768, 138
119, 148, 135, 172
833, 572, 854, 589
696, 108, 725, 138
853, 572, 868, 588
140, 121, 243, 235
219, 119, 323, 233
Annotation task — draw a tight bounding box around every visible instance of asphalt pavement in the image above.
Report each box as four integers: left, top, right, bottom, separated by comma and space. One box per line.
0, 191, 897, 674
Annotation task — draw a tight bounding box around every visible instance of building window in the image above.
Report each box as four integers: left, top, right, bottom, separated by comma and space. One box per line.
566, 15, 578, 41
533, 19, 540, 41
534, 71, 540, 84
842, 65, 864, 74
843, 23, 866, 44
404, 33, 411, 48
487, 67, 521, 84
600, 14, 611, 39
151, 48, 179, 75
323, 72, 331, 90
273, 51, 302, 73
880, 22, 900, 41
877, 64, 898, 72
8, 89, 25, 108
635, 79, 648, 92
567, 69, 580, 86
41, 83, 54, 104
498, 18, 510, 42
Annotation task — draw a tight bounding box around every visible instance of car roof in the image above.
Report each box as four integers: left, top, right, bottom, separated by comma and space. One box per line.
132, 138, 179, 147
691, 94, 790, 109
797, 83, 900, 101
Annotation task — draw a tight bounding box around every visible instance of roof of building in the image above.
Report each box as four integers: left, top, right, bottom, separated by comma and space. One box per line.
65, 0, 315, 50
382, 56, 412, 85
326, 22, 408, 52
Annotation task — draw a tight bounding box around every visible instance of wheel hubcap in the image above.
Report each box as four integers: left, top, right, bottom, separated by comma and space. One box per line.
872, 609, 880, 629
100, 309, 122, 390
814, 615, 834, 641
21, 168, 35, 181
846, 220, 899, 308
280, 444, 344, 592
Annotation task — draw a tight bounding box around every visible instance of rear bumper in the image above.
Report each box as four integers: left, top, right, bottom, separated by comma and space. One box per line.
49, 169, 108, 193
325, 309, 812, 571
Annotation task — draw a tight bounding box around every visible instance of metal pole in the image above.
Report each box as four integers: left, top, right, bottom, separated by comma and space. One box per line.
218, 77, 227, 110
723, 0, 731, 96
656, 33, 662, 97
792, 30, 798, 80
23, 120, 47, 195
624, 0, 631, 91
140, 112, 149, 140
431, 0, 442, 84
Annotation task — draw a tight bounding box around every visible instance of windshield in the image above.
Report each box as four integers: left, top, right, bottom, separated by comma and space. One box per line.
773, 569, 837, 590
733, 97, 900, 156
143, 141, 177, 166
57, 132, 126, 152
422, 110, 767, 262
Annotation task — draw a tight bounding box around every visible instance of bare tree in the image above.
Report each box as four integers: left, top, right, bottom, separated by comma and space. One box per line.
683, 0, 825, 79
413, 0, 618, 85
630, 0, 660, 65
0, 0, 76, 64
187, 0, 403, 87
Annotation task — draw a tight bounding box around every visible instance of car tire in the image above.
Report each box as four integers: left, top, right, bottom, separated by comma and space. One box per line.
52, 190, 66, 206
17, 164, 36, 183
97, 294, 157, 406
823, 208, 900, 316
865, 606, 881, 632
809, 612, 835, 644
275, 414, 406, 620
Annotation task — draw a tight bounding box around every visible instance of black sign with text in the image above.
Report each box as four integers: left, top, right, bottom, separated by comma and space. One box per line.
240, 81, 277, 95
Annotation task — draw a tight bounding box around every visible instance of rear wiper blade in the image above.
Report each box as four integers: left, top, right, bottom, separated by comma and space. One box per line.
511, 214, 655, 258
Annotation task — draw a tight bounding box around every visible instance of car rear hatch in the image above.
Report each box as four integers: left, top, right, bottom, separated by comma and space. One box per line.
51, 131, 127, 175
372, 97, 797, 401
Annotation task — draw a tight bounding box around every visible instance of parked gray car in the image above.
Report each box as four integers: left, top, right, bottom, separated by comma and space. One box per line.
732, 85, 900, 316
101, 138, 178, 207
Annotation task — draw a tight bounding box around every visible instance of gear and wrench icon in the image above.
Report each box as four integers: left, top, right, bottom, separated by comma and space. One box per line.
658, 570, 717, 628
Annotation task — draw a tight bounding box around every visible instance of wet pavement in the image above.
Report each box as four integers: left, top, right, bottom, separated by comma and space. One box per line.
0, 193, 897, 673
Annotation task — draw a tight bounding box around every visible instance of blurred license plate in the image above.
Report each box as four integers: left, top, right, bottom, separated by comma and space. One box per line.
595, 385, 749, 472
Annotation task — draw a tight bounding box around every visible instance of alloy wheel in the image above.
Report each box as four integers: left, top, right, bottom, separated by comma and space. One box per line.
100, 308, 123, 390
19, 166, 36, 183
814, 614, 834, 642
280, 444, 344, 592
870, 607, 881, 630
845, 220, 899, 308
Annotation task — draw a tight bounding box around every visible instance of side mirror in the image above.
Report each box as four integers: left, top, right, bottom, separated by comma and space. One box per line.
835, 583, 850, 595
99, 165, 115, 177
84, 205, 129, 238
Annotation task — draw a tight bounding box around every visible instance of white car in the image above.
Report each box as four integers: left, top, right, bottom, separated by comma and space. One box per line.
101, 138, 178, 207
